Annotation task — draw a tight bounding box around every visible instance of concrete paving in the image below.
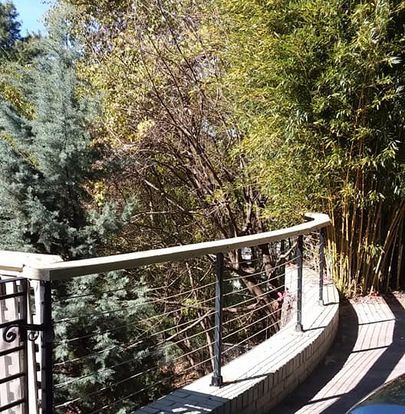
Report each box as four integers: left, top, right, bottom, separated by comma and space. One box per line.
270, 293, 405, 413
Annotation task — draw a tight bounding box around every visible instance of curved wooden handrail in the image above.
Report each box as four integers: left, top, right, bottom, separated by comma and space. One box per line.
14, 212, 330, 281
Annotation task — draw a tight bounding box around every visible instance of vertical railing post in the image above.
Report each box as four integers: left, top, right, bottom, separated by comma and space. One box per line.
20, 279, 29, 414
280, 240, 286, 278
211, 252, 224, 387
41, 281, 53, 413
296, 235, 304, 332
319, 228, 326, 305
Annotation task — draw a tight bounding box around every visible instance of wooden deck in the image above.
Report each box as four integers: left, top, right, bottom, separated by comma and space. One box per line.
271, 293, 405, 413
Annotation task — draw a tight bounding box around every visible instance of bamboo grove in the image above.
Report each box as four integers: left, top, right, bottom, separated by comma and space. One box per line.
220, 0, 405, 294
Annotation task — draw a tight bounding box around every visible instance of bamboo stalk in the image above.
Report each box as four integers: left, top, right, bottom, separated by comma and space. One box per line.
366, 201, 382, 291
397, 219, 403, 290
360, 207, 373, 293
386, 228, 397, 292
373, 201, 405, 289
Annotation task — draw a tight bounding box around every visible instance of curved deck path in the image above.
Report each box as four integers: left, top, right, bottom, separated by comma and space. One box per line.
271, 293, 405, 413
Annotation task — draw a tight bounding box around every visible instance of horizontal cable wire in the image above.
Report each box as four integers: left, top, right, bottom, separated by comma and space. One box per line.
87, 354, 215, 414
54, 294, 215, 340
55, 262, 292, 323
56, 338, 209, 390
55, 312, 216, 368
56, 304, 284, 388
54, 243, 304, 411
57, 316, 278, 411
54, 363, 157, 409
222, 300, 278, 328
223, 269, 266, 283
71, 307, 286, 411
54, 263, 215, 302
55, 292, 284, 369
54, 285, 216, 324
57, 336, 216, 412
56, 276, 286, 346
53, 233, 326, 413
222, 308, 280, 342
223, 283, 283, 311
55, 305, 212, 345
222, 319, 281, 356
56, 323, 213, 389
223, 273, 285, 299
91, 353, 214, 414
222, 257, 296, 283
56, 340, 213, 408
55, 259, 292, 317
54, 287, 128, 302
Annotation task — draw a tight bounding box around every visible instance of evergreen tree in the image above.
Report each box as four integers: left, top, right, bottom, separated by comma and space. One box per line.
0, 2, 41, 121
0, 5, 165, 412
0, 5, 111, 257
0, 0, 20, 52
221, 0, 405, 294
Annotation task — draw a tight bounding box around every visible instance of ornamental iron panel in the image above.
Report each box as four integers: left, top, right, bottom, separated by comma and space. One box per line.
0, 277, 43, 414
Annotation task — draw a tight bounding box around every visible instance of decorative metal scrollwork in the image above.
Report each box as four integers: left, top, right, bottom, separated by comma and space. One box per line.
2, 324, 42, 343
27, 330, 40, 341
3, 325, 18, 343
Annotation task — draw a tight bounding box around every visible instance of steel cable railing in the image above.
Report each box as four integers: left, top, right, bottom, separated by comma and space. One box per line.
52, 247, 296, 412
61, 248, 309, 411
52, 259, 218, 412
0, 212, 330, 414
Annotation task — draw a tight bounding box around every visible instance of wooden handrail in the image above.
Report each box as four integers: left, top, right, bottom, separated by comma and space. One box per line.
0, 213, 330, 281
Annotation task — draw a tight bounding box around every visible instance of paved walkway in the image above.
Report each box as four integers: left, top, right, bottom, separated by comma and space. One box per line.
271, 293, 405, 413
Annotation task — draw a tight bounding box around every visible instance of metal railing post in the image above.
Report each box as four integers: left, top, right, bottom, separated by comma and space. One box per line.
211, 253, 224, 387
20, 279, 29, 414
296, 235, 303, 332
41, 281, 53, 413
319, 228, 326, 305
280, 240, 286, 278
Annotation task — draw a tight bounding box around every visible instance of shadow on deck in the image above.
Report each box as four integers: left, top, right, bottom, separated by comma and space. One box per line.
271, 293, 405, 414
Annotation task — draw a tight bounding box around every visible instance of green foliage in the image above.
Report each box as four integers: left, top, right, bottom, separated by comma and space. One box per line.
0, 1, 33, 112
53, 272, 166, 413
62, 0, 268, 251
221, 0, 405, 293
0, 5, 118, 257
0, 5, 162, 412
0, 0, 288, 411
0, 0, 20, 52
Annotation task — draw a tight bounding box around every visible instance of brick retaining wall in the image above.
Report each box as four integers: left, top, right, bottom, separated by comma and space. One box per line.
135, 280, 339, 414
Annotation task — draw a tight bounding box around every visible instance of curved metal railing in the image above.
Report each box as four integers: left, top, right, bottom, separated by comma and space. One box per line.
0, 212, 330, 413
